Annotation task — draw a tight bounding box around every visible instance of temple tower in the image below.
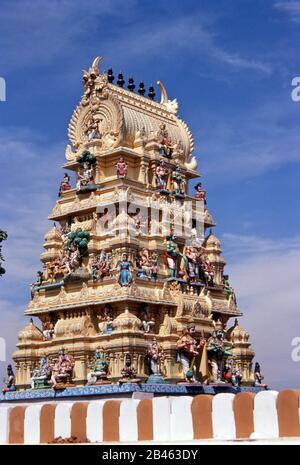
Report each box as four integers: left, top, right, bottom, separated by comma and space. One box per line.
13, 57, 254, 388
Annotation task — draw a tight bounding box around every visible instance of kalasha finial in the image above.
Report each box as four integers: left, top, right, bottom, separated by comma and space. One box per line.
138, 82, 146, 96
117, 73, 125, 87
148, 85, 156, 100
128, 77, 135, 92
107, 68, 114, 83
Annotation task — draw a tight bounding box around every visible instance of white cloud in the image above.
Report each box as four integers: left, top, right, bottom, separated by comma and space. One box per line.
224, 233, 300, 389
275, 1, 300, 23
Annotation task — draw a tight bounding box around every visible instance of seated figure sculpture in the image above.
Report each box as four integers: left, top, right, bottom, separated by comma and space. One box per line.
119, 353, 141, 384
2, 365, 16, 393
50, 349, 74, 389
31, 355, 51, 389
87, 348, 110, 385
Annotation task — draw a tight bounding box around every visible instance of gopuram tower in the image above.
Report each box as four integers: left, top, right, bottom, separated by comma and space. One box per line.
13, 57, 255, 389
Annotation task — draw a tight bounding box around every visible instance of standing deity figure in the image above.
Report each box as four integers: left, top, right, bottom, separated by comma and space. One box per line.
150, 252, 158, 281
176, 324, 205, 382
254, 362, 267, 389
202, 256, 215, 286
59, 173, 72, 197
157, 123, 174, 158
87, 348, 110, 385
116, 157, 128, 179
129, 208, 147, 237
224, 358, 242, 387
50, 350, 74, 389
119, 353, 140, 383
165, 235, 180, 278
91, 250, 111, 282
207, 326, 233, 384
2, 365, 16, 393
31, 355, 51, 389
181, 246, 198, 282
77, 162, 95, 190
171, 166, 185, 196
117, 253, 133, 287
155, 161, 168, 191
194, 182, 207, 203
222, 275, 237, 305
97, 305, 115, 334
147, 338, 164, 376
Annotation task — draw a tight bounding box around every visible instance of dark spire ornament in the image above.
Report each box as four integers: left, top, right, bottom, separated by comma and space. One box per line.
148, 85, 156, 100
128, 77, 135, 92
117, 73, 125, 87
138, 82, 146, 96
107, 68, 114, 83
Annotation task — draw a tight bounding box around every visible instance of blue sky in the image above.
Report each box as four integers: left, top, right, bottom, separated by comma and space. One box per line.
0, 0, 299, 388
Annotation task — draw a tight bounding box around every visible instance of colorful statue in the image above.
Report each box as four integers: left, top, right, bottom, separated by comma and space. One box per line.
31, 355, 51, 389
129, 208, 147, 236
254, 362, 267, 389
202, 256, 215, 286
207, 325, 233, 383
155, 161, 168, 191
87, 348, 110, 385
176, 324, 205, 382
165, 234, 180, 278
224, 359, 242, 387
50, 349, 74, 389
194, 182, 206, 203
147, 338, 164, 376
90, 250, 111, 281
76, 150, 96, 192
157, 123, 174, 158
171, 166, 185, 196
150, 252, 158, 281
97, 305, 115, 334
42, 320, 55, 340
223, 275, 237, 305
138, 305, 155, 333
116, 157, 128, 179
2, 365, 16, 393
117, 253, 133, 287
136, 248, 154, 280
85, 116, 102, 141
59, 173, 72, 197
119, 353, 140, 383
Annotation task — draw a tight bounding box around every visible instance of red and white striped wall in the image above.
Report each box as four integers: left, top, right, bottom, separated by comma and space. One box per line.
0, 389, 299, 444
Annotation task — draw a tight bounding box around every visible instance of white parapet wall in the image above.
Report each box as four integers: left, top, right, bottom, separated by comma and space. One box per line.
0, 389, 300, 444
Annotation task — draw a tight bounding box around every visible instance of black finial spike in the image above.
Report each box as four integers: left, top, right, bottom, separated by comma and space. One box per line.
117, 73, 125, 87
107, 68, 114, 83
128, 77, 135, 91
138, 81, 146, 96
148, 85, 156, 100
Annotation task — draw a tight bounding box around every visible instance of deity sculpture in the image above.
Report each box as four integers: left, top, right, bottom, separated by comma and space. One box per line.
157, 123, 174, 158
87, 348, 110, 385
117, 253, 133, 287
31, 355, 51, 389
171, 165, 185, 197
146, 337, 164, 384
223, 275, 237, 305
76, 150, 97, 192
129, 208, 147, 237
119, 353, 140, 384
59, 228, 90, 276
155, 161, 168, 191
138, 305, 155, 333
97, 305, 115, 334
194, 182, 206, 203
207, 324, 233, 384
116, 157, 128, 179
59, 173, 72, 197
203, 256, 215, 286
176, 324, 206, 382
90, 250, 111, 281
42, 320, 55, 340
50, 349, 74, 389
85, 116, 102, 141
254, 362, 267, 389
165, 234, 180, 278
2, 365, 16, 393
224, 359, 242, 387
136, 248, 157, 280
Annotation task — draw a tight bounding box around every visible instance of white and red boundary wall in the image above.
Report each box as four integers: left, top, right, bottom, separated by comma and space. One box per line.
0, 390, 299, 444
